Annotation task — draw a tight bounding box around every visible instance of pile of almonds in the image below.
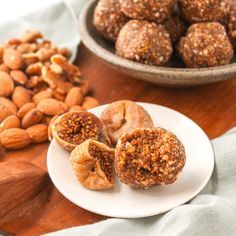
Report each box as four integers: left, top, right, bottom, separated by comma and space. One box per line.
0, 31, 99, 150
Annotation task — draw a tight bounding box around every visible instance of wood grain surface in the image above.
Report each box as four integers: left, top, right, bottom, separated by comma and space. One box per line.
1, 44, 236, 236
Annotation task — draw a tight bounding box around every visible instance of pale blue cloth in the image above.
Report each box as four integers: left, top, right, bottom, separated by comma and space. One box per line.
45, 128, 236, 236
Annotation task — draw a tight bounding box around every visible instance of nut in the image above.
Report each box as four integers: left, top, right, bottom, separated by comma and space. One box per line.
26, 62, 43, 75
10, 70, 28, 85
21, 30, 43, 43
0, 97, 17, 122
82, 96, 100, 110
0, 128, 32, 150
32, 90, 52, 104
0, 115, 21, 133
26, 124, 48, 143
17, 102, 36, 118
65, 87, 83, 108
21, 108, 43, 129
0, 64, 10, 73
3, 48, 23, 69
0, 71, 14, 97
11, 86, 31, 108
37, 98, 68, 116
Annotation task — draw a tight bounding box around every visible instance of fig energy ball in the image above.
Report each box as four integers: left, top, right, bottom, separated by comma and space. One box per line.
164, 13, 187, 44
119, 0, 176, 23
178, 22, 234, 68
178, 0, 232, 23
115, 128, 186, 189
93, 0, 128, 42
116, 20, 173, 66
228, 3, 236, 48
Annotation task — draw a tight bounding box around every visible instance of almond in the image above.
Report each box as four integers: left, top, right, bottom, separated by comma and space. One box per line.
51, 89, 65, 101
82, 96, 100, 110
42, 115, 52, 125
10, 70, 28, 85
22, 108, 43, 129
48, 115, 59, 141
0, 71, 14, 97
0, 63, 10, 73
80, 80, 90, 95
37, 98, 68, 116
0, 128, 32, 150
17, 102, 36, 118
32, 90, 52, 104
12, 86, 31, 108
0, 115, 20, 133
0, 97, 17, 122
65, 87, 83, 108
3, 48, 23, 70
26, 124, 48, 143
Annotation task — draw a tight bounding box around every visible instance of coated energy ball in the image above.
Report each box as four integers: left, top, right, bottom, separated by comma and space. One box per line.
178, 22, 234, 68
164, 13, 187, 44
228, 3, 236, 48
93, 0, 128, 42
119, 0, 176, 23
178, 0, 232, 23
116, 20, 173, 66
115, 128, 186, 189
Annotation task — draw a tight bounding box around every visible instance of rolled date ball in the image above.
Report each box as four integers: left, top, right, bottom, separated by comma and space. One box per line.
164, 13, 187, 44
119, 0, 176, 23
116, 20, 173, 66
93, 0, 128, 42
178, 22, 234, 68
228, 3, 236, 48
115, 128, 186, 189
178, 0, 232, 23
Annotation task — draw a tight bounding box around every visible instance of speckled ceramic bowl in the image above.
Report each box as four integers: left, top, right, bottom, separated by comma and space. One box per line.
79, 0, 236, 87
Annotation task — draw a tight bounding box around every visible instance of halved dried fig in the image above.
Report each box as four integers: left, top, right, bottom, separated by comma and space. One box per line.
70, 139, 115, 190
52, 111, 110, 152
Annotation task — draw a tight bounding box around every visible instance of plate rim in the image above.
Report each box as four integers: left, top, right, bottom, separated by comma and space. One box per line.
47, 102, 215, 218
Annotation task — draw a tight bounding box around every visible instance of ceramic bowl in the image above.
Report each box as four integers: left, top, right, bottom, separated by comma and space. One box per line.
79, 0, 236, 87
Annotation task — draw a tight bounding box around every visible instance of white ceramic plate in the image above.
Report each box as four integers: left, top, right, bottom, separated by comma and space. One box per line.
47, 103, 214, 218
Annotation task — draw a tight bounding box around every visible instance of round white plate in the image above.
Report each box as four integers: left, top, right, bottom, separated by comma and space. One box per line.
47, 103, 214, 218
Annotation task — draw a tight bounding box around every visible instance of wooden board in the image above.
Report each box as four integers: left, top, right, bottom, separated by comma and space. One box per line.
1, 44, 236, 236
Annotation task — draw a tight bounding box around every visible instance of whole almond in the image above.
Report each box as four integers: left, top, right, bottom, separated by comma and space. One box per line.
0, 71, 14, 97
37, 98, 68, 116
32, 90, 52, 104
22, 108, 43, 129
0, 115, 20, 133
26, 124, 48, 143
10, 70, 28, 85
12, 86, 31, 108
0, 63, 10, 73
69, 105, 84, 112
0, 128, 32, 150
17, 102, 36, 118
80, 80, 90, 95
3, 48, 23, 70
48, 115, 59, 141
0, 97, 17, 122
51, 89, 65, 101
65, 87, 83, 108
82, 96, 100, 110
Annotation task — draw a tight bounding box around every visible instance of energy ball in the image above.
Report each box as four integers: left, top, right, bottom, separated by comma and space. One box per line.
178, 0, 232, 23
93, 0, 129, 42
164, 13, 187, 44
178, 22, 234, 68
100, 100, 154, 145
119, 0, 176, 23
115, 128, 186, 189
116, 20, 173, 66
228, 3, 236, 48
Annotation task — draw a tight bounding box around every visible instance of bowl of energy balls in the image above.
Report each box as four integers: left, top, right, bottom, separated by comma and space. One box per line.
79, 0, 236, 87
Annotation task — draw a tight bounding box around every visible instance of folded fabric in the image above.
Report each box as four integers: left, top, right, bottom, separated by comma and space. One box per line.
45, 128, 236, 236
0, 0, 81, 61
